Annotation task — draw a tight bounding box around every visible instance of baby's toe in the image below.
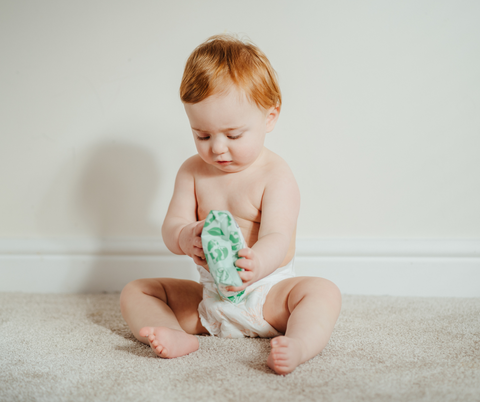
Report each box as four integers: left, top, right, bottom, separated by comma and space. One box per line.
154, 345, 170, 358
272, 336, 289, 348
273, 352, 288, 361
139, 327, 153, 338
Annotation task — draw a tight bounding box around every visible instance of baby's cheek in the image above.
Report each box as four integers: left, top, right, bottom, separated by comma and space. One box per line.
237, 145, 258, 161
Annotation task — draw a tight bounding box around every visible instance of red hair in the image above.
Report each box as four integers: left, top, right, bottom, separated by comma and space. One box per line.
180, 34, 281, 110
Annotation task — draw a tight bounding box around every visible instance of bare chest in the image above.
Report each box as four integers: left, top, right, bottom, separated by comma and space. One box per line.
194, 172, 266, 246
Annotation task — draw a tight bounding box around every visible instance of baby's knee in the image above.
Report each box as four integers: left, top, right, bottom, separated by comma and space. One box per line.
121, 278, 143, 294
289, 277, 341, 310
316, 278, 341, 301
311, 278, 341, 306
120, 279, 166, 308
120, 279, 141, 308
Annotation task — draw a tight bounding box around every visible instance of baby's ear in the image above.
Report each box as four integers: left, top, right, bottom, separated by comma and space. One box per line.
265, 104, 280, 133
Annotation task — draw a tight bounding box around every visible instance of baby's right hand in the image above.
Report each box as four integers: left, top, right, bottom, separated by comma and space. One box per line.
179, 220, 208, 269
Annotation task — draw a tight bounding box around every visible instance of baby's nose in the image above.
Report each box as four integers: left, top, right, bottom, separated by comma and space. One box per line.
211, 138, 228, 154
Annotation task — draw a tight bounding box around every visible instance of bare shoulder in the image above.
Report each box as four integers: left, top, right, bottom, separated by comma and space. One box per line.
263, 149, 299, 188
176, 154, 211, 182
178, 154, 204, 174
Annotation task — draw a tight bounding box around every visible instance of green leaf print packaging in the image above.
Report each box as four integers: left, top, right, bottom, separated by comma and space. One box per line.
201, 210, 246, 304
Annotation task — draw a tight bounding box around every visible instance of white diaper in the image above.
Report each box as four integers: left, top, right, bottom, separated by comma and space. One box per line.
197, 258, 296, 338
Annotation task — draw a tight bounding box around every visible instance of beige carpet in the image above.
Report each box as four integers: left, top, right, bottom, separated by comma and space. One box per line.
0, 293, 479, 402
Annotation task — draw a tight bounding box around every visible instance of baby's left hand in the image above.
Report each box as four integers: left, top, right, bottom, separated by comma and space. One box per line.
226, 247, 261, 292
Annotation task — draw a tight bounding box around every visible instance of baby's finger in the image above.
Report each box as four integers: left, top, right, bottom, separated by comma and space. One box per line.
193, 255, 208, 269
237, 248, 252, 258
226, 283, 248, 292
193, 246, 205, 259
237, 270, 254, 283
195, 220, 205, 236
193, 237, 203, 248
235, 258, 252, 270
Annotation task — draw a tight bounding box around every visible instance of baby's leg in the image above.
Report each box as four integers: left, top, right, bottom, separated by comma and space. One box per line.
120, 278, 207, 358
263, 277, 341, 375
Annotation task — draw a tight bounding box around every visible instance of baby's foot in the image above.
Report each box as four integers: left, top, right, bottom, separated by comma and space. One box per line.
139, 326, 199, 358
267, 336, 305, 375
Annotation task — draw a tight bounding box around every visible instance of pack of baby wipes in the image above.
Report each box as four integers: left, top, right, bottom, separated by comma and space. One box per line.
201, 210, 246, 304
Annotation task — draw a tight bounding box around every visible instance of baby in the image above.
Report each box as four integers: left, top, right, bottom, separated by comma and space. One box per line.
120, 34, 342, 375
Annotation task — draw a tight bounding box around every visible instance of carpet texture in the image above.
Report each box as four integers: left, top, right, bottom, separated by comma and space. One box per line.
0, 293, 479, 401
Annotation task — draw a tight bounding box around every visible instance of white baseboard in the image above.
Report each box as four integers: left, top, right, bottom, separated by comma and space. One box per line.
1, 237, 479, 296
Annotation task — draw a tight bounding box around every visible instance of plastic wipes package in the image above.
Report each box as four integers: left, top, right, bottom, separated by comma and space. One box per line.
201, 210, 246, 304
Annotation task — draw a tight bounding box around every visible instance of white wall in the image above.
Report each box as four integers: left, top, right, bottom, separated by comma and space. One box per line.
1, 0, 479, 294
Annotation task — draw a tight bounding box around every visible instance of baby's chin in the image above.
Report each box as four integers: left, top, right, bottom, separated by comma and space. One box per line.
212, 161, 242, 173
213, 159, 260, 174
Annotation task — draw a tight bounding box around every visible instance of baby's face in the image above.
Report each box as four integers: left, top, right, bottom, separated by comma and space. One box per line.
184, 86, 279, 173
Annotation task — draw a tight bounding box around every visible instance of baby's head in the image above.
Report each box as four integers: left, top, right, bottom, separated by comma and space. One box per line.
180, 35, 281, 173
180, 34, 281, 112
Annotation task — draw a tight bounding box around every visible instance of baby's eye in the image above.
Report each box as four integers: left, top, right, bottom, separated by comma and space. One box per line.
197, 136, 210, 141
228, 133, 243, 140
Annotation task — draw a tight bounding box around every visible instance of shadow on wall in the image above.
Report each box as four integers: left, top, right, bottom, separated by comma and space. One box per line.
76, 141, 161, 237
77, 141, 162, 292
38, 140, 162, 292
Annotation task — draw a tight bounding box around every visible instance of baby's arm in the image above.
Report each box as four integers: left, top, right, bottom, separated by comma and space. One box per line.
231, 161, 300, 290
162, 157, 206, 266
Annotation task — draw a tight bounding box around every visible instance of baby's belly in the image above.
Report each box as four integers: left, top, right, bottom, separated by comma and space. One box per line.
234, 215, 260, 248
